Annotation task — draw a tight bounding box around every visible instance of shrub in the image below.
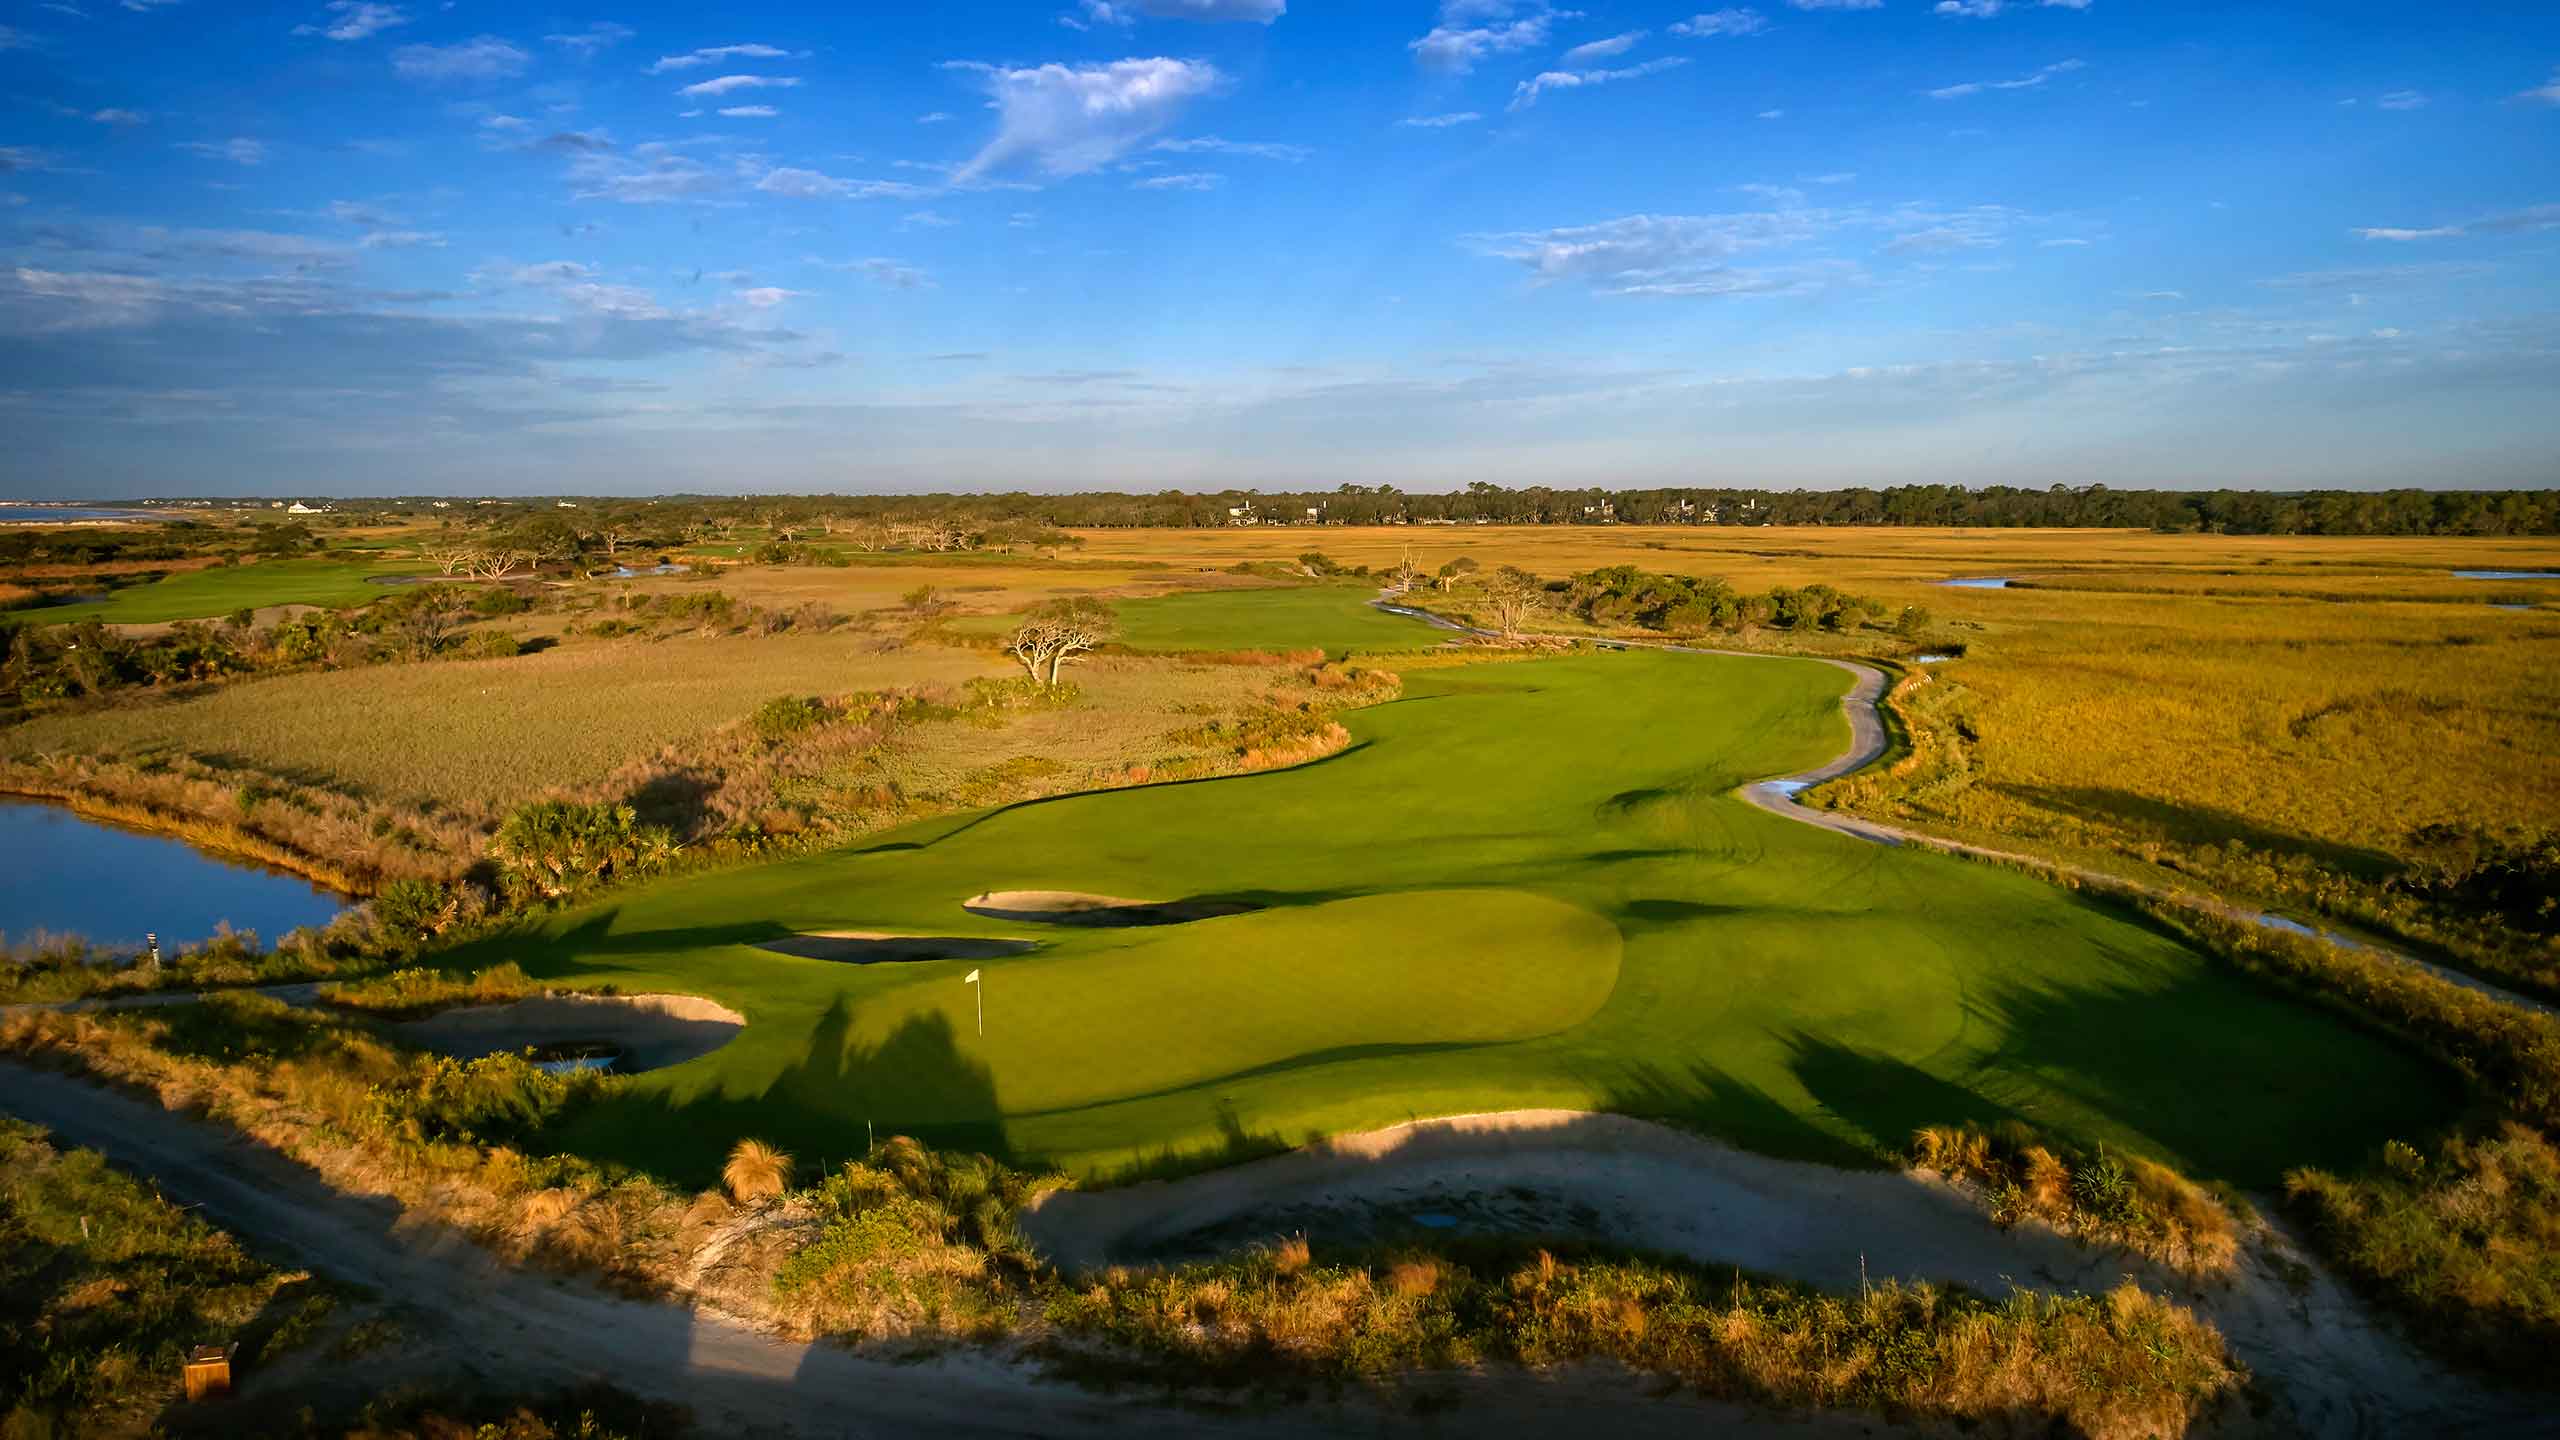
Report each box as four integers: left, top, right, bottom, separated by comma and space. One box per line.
1913, 1123, 2241, 1275
489, 800, 676, 902
371, 877, 456, 939
723, 1139, 793, 1204
751, 695, 830, 743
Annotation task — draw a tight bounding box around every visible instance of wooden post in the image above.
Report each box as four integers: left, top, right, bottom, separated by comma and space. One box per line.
182, 1343, 235, 1402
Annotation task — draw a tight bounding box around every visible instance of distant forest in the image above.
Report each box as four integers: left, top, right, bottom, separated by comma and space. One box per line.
122, 483, 2560, 536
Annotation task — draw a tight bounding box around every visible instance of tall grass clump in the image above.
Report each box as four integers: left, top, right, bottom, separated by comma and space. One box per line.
1913, 1123, 2244, 1276
1047, 1239, 2238, 1439
722, 1139, 793, 1204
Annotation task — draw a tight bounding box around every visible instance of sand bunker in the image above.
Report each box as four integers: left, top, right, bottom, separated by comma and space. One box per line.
756, 932, 1038, 964
394, 993, 743, 1074
961, 891, 1262, 927
1022, 1110, 2135, 1296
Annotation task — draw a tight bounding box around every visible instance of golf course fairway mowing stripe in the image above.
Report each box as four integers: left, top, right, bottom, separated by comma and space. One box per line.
484, 641, 2466, 1191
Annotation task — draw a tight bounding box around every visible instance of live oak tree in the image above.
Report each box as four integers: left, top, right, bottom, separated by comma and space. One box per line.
1004, 597, 1116, 688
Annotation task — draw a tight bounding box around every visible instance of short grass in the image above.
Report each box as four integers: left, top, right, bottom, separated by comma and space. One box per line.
1109, 584, 1440, 654
20, 556, 432, 625
2, 632, 1000, 815
468, 643, 2464, 1189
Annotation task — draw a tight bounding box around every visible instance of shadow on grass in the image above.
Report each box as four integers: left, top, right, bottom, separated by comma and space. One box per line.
551, 998, 1009, 1189
1998, 783, 2401, 883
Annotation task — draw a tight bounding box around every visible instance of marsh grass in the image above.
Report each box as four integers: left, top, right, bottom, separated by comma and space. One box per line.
0, 1117, 305, 1436
0, 1005, 2238, 1433
1913, 1123, 2244, 1276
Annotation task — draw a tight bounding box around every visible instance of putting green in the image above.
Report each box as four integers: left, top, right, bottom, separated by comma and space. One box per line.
484, 641, 2463, 1189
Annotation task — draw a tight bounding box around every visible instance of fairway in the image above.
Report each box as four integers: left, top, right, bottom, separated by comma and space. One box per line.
1110, 584, 1437, 653
479, 632, 2465, 1190
24, 557, 431, 625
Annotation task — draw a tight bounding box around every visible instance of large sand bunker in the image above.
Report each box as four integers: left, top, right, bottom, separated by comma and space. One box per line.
395, 993, 744, 1073
961, 890, 1262, 927
756, 933, 1038, 964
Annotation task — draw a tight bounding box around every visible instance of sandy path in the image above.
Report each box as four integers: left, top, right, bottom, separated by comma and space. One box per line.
0, 1062, 1902, 1440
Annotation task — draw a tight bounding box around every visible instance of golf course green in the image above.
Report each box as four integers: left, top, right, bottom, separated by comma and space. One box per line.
24, 557, 431, 625
478, 617, 2464, 1190
1109, 584, 1439, 653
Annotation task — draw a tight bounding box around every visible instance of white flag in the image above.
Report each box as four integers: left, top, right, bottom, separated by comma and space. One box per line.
964, 969, 981, 983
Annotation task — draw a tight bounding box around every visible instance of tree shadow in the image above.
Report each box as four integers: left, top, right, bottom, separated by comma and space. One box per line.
1778, 1032, 2023, 1163
1590, 1057, 1876, 1171
553, 998, 1009, 1189
624, 766, 720, 835
1997, 783, 2401, 883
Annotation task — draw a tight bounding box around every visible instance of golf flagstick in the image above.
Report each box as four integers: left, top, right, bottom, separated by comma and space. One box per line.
965, 969, 982, 1036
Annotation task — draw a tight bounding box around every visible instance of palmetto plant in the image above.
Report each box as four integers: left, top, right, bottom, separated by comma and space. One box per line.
490, 799, 676, 900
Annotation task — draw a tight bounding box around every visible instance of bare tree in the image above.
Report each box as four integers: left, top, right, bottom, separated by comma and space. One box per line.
1003, 598, 1117, 688
463, 547, 529, 580
1482, 566, 1544, 640
422, 543, 476, 576
1391, 545, 1422, 594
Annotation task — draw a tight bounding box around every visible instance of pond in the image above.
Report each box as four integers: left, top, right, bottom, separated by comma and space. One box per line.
0, 504, 152, 523
0, 800, 346, 950
2453, 570, 2557, 581
1937, 576, 2015, 590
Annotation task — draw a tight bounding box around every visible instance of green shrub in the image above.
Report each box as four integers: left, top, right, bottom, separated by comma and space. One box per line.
751, 695, 830, 742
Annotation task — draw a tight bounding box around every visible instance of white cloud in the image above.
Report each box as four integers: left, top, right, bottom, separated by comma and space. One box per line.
2040, 236, 2092, 247
292, 1, 406, 41
816, 257, 933, 288
546, 22, 634, 55
1806, 171, 1855, 184
949, 57, 1222, 182
2520, 68, 2560, 105
1757, 108, 1784, 119
1560, 30, 1644, 64
92, 108, 148, 126
737, 286, 799, 308
1784, 0, 1880, 9
676, 74, 801, 98
1510, 57, 1688, 112
1154, 135, 1310, 160
176, 137, 267, 165
2353, 204, 2560, 242
0, 25, 26, 49
391, 36, 529, 82
482, 114, 530, 131
1400, 112, 1483, 127
1066, 0, 1282, 23
917, 111, 951, 124
752, 166, 928, 200
1133, 170, 1222, 190
902, 209, 956, 228
2376, 90, 2427, 110
1412, 1, 1566, 75
567, 142, 725, 204
648, 43, 790, 73
719, 105, 780, 118
1929, 58, 2084, 99
1668, 9, 1768, 37
1469, 212, 1820, 294
359, 229, 444, 249
137, 226, 354, 270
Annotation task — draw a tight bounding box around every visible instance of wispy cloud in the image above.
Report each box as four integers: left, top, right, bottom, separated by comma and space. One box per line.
1784, 0, 1881, 10
752, 166, 928, 200
91, 108, 148, 126
1934, 0, 2093, 16
176, 137, 266, 165
2521, 67, 2560, 105
2353, 204, 2560, 242
719, 105, 780, 118
390, 36, 529, 82
1668, 10, 1768, 38
1132, 170, 1222, 190
1399, 112, 1482, 127
648, 43, 789, 73
1929, 58, 2085, 99
948, 57, 1222, 182
815, 256, 934, 288
2377, 89, 2428, 110
1154, 135, 1310, 161
677, 74, 801, 98
292, 1, 406, 41
546, 22, 634, 55
1412, 1, 1565, 75
1510, 57, 1689, 112
1064, 0, 1283, 25
1560, 30, 1645, 65
917, 111, 951, 124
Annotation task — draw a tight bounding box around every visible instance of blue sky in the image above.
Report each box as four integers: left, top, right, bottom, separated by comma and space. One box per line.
2, 0, 2556, 496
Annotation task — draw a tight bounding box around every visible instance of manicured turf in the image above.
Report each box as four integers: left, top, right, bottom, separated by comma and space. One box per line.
23, 557, 432, 625
1109, 584, 1438, 653
477, 635, 2464, 1190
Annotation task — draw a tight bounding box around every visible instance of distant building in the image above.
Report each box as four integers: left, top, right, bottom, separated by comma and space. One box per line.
286, 501, 322, 514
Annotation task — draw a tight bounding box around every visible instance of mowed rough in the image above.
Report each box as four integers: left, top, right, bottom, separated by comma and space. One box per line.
488, 645, 2464, 1186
